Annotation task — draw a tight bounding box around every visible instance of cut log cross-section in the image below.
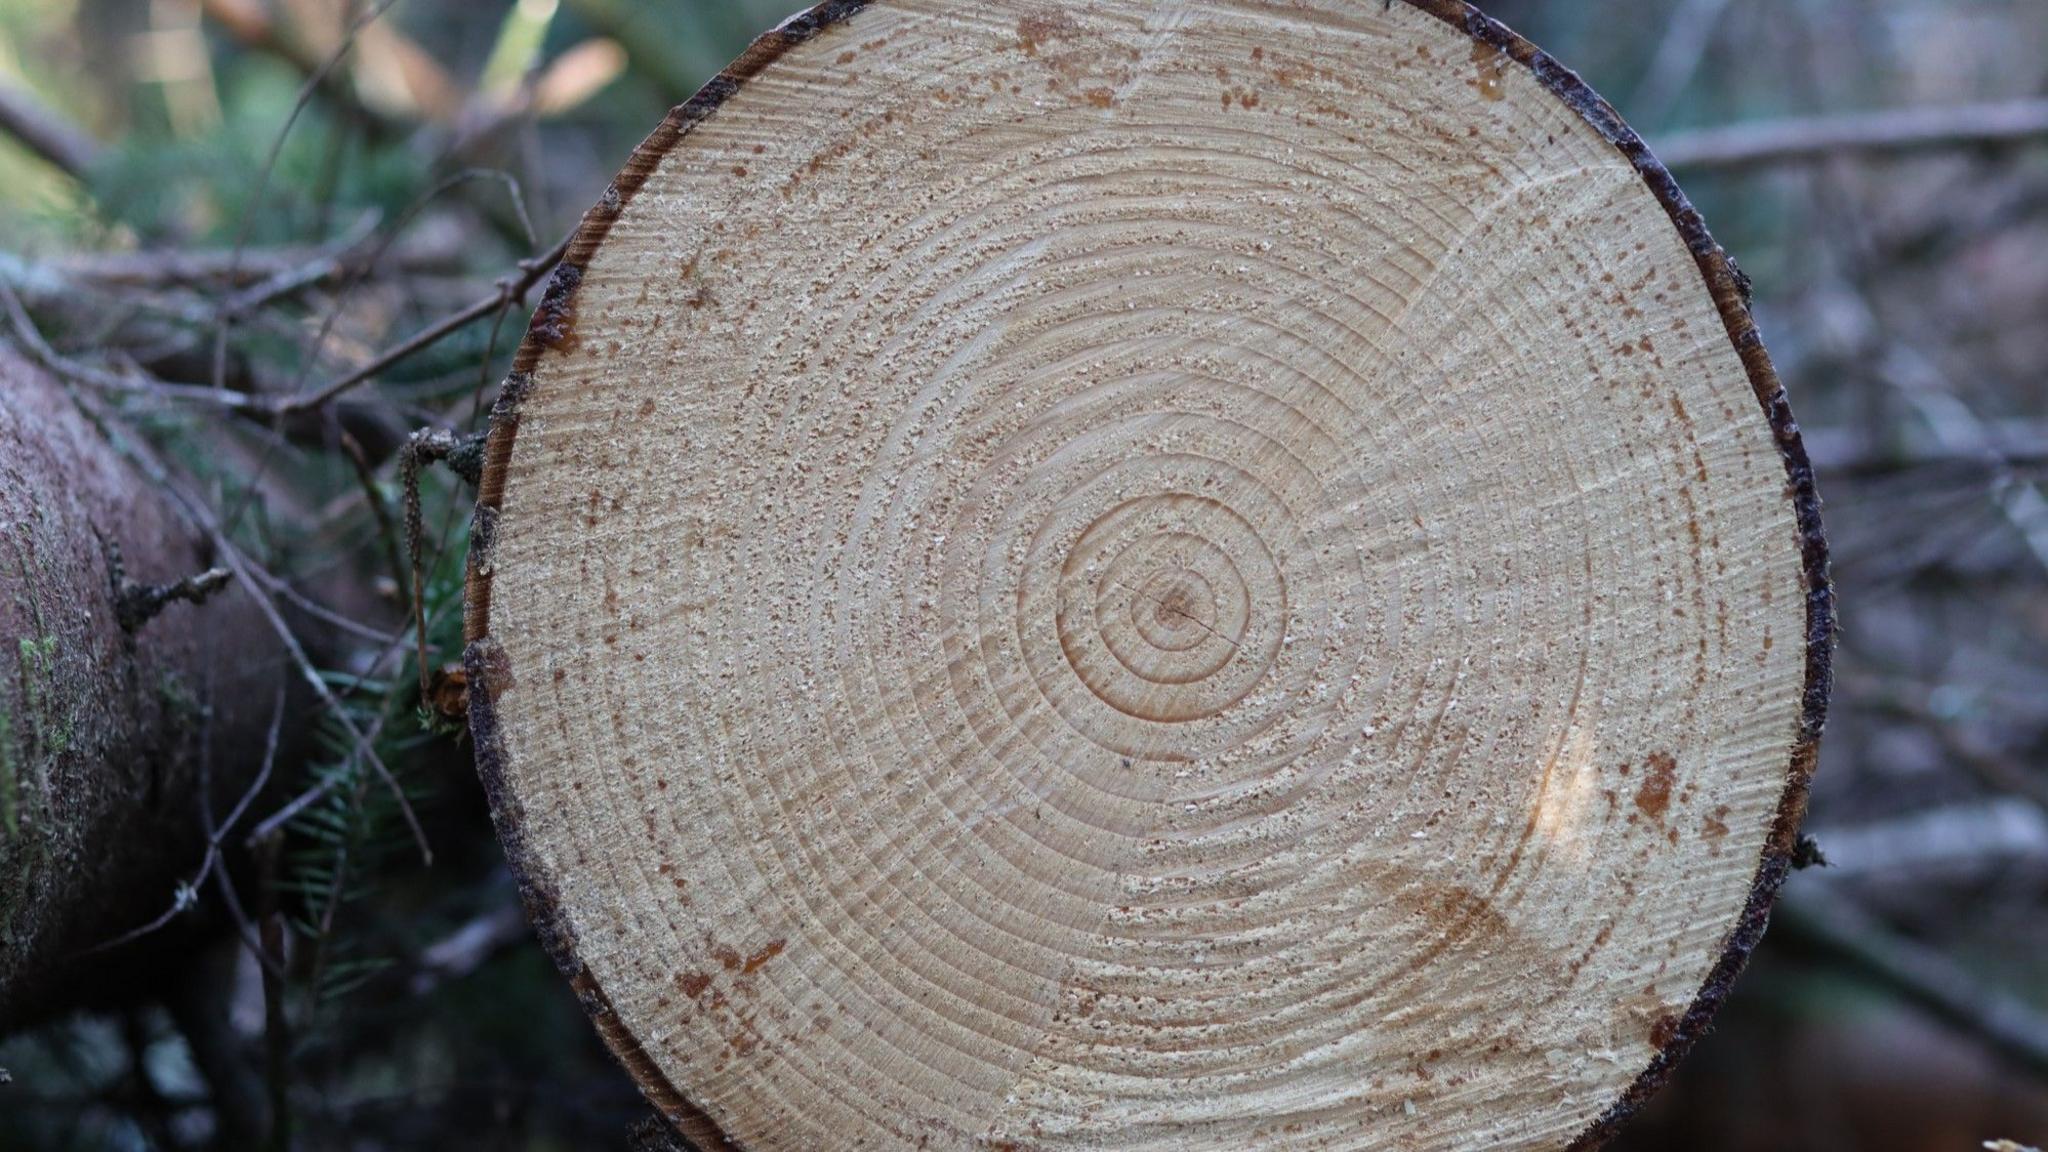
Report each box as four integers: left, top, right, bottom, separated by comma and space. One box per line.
464, 2, 1832, 1150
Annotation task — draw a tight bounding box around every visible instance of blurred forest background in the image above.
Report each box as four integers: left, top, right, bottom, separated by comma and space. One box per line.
1, 0, 2045, 1149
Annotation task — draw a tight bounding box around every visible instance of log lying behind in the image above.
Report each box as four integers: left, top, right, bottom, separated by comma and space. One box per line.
0, 346, 282, 1029
465, 2, 1832, 1149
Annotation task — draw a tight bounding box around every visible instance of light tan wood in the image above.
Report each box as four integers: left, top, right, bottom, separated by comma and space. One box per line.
466, 2, 1828, 1149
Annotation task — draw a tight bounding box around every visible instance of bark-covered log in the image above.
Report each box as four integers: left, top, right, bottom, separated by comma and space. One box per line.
465, 2, 1833, 1148
0, 345, 284, 1029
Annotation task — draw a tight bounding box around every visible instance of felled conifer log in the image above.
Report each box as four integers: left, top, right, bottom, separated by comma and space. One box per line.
0, 345, 283, 1028
465, 3, 1833, 1148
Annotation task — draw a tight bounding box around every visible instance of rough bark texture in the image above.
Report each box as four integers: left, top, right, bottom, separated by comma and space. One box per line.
0, 344, 284, 1030
466, 2, 1833, 1148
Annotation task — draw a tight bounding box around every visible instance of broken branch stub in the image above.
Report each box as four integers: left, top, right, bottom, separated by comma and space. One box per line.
465, 2, 1832, 1149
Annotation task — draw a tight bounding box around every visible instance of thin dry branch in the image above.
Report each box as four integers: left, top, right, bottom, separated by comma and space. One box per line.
54, 240, 369, 291
5, 213, 556, 434
199, 521, 433, 866
1627, 0, 1737, 127
0, 82, 102, 180
399, 426, 484, 694
246, 564, 397, 645
0, 277, 257, 411
269, 228, 570, 415
341, 429, 410, 603
84, 688, 288, 956
16, 218, 466, 298
1806, 425, 2048, 480
1657, 98, 2048, 170
214, 0, 404, 397
407, 894, 528, 995
32, 363, 435, 866
1778, 890, 2048, 1079
197, 0, 403, 142
260, 167, 543, 409
244, 603, 447, 847
1862, 690, 2048, 817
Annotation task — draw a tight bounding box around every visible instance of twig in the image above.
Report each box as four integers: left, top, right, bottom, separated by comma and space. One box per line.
198, 0, 402, 142
1776, 890, 2048, 1079
41, 370, 434, 866
247, 776, 341, 849
1887, 358, 2048, 577
408, 897, 529, 996
19, 221, 465, 299
0, 82, 102, 180
271, 169, 537, 407
181, 171, 541, 543
222, 690, 289, 843
305, 825, 353, 1013
210, 855, 284, 981
218, 211, 384, 316
1808, 440, 2048, 481
84, 688, 288, 955
0, 275, 257, 411
4, 250, 385, 403
228, 169, 540, 507
244, 607, 439, 846
1657, 98, 2048, 170
200, 521, 433, 865
1627, 0, 1737, 127
1859, 689, 2048, 816
214, 0, 403, 396
1796, 800, 2048, 883
242, 423, 472, 846
6, 211, 551, 432
248, 566, 397, 645
52, 237, 375, 291
340, 429, 410, 607
269, 229, 570, 415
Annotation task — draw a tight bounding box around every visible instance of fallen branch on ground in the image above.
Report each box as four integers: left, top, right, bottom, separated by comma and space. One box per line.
1777, 889, 2048, 1079
0, 82, 101, 179
1657, 98, 2048, 170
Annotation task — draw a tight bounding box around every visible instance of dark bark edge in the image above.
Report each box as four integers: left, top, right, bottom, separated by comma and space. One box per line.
462, 2, 1836, 1148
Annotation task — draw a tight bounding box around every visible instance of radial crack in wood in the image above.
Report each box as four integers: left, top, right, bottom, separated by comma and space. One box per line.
463, 3, 1832, 1149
